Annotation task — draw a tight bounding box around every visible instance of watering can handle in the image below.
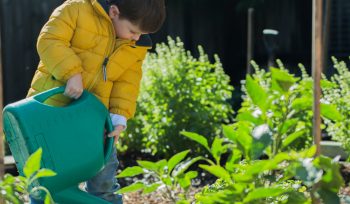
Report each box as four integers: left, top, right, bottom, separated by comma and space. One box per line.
104, 117, 115, 164
33, 86, 81, 103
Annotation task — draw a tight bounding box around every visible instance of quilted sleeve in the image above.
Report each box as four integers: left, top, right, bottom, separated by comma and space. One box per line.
37, 0, 83, 81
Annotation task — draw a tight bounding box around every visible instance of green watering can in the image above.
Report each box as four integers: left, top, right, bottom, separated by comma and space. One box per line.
3, 86, 115, 203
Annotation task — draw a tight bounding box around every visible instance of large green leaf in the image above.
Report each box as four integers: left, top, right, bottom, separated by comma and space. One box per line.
161, 176, 172, 186
142, 183, 161, 194
316, 156, 344, 192
318, 189, 340, 204
168, 150, 190, 173
117, 182, 145, 194
320, 103, 342, 121
156, 159, 168, 173
270, 67, 298, 92
199, 165, 231, 182
185, 170, 198, 179
227, 123, 253, 158
291, 97, 312, 111
211, 137, 226, 164
282, 130, 305, 148
180, 131, 210, 152
237, 131, 253, 158
265, 152, 292, 170
117, 166, 144, 178
172, 156, 206, 177
195, 189, 239, 204
251, 124, 272, 159
243, 187, 289, 202
285, 191, 308, 204
245, 75, 268, 111
246, 160, 270, 176
294, 158, 322, 186
24, 148, 43, 178
320, 79, 337, 89
225, 149, 242, 172
280, 119, 298, 135
236, 111, 263, 125
137, 160, 159, 172
34, 169, 56, 179
177, 171, 198, 189
299, 145, 317, 158
222, 125, 236, 142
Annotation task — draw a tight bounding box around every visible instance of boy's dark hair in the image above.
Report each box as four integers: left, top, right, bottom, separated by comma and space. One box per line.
107, 0, 166, 33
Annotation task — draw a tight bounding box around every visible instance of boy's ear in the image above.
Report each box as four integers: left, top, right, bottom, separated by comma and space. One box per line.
109, 5, 120, 18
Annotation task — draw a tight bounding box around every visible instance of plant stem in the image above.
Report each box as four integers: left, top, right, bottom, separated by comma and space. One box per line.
273, 97, 290, 156
165, 185, 177, 203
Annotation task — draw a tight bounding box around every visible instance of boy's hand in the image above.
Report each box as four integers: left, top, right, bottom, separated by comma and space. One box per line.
108, 125, 125, 144
65, 73, 83, 99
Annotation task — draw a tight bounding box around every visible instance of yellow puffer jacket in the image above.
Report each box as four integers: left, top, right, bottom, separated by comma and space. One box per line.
27, 0, 150, 119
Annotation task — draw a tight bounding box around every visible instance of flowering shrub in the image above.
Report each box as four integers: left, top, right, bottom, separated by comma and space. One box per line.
121, 37, 234, 157
323, 57, 350, 152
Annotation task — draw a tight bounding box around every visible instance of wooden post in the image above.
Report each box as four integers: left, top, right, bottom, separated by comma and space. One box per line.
312, 0, 323, 157
247, 8, 254, 74
323, 0, 331, 73
0, 15, 4, 178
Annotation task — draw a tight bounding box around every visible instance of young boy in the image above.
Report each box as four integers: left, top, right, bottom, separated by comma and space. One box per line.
28, 0, 166, 203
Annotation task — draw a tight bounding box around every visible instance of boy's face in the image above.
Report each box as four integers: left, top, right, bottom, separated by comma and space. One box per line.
109, 5, 147, 41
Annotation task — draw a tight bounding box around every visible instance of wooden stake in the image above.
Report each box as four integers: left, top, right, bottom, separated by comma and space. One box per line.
312, 0, 323, 157
247, 8, 254, 74
323, 0, 331, 73
0, 16, 4, 178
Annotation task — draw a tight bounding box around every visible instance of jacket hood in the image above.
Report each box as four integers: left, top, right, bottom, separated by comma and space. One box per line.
97, 0, 110, 14
90, 0, 110, 20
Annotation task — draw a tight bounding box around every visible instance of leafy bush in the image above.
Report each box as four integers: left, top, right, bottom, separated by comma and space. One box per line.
121, 37, 234, 157
0, 148, 56, 203
116, 149, 210, 203
323, 57, 350, 152
237, 61, 315, 154
183, 127, 344, 204
238, 61, 341, 155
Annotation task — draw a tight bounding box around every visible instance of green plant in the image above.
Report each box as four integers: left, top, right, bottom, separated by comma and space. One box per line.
116, 149, 211, 203
182, 125, 344, 204
0, 148, 56, 204
176, 61, 344, 203
238, 61, 340, 156
115, 60, 345, 203
121, 37, 234, 157
323, 57, 350, 153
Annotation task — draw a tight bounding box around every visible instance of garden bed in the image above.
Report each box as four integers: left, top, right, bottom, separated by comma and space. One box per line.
124, 187, 202, 204
117, 158, 350, 204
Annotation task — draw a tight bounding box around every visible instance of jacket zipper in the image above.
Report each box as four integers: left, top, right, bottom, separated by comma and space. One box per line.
102, 57, 109, 82
87, 22, 114, 91
87, 9, 132, 91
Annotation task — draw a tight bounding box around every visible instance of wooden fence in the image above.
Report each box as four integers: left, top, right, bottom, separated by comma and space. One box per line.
1, 0, 312, 105
1, 0, 63, 105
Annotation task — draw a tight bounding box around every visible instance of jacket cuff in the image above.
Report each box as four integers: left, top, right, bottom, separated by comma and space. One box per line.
62, 67, 83, 81
109, 113, 127, 130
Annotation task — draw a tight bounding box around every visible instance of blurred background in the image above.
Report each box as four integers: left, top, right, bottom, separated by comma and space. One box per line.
1, 0, 349, 105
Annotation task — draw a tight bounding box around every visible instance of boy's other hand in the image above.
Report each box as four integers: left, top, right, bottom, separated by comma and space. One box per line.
108, 125, 125, 144
65, 73, 83, 99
